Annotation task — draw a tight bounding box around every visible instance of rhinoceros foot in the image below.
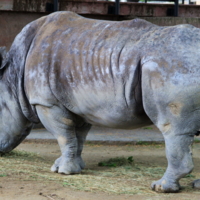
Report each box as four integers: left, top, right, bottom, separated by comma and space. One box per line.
51, 156, 83, 174
75, 156, 85, 169
151, 178, 180, 193
192, 179, 200, 189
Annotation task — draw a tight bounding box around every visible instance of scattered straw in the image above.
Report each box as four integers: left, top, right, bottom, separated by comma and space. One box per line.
0, 149, 197, 196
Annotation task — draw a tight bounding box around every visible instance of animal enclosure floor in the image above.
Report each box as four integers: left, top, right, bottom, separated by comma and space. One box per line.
1, 141, 200, 200
29, 126, 200, 143
29, 125, 165, 142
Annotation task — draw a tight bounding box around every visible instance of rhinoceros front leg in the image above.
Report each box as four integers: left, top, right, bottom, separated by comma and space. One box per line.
36, 105, 84, 174
76, 123, 91, 169
151, 134, 194, 193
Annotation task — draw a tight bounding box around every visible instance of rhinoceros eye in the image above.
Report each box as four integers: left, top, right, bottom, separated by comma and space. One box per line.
0, 47, 7, 70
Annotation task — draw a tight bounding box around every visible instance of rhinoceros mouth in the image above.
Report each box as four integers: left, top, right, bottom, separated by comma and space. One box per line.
0, 139, 14, 153
0, 125, 33, 153
0, 135, 27, 153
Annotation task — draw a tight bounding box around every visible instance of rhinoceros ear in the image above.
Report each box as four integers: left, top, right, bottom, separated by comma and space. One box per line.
0, 47, 8, 79
0, 47, 7, 68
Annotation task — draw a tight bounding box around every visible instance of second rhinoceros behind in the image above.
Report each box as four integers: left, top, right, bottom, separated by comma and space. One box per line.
0, 11, 200, 193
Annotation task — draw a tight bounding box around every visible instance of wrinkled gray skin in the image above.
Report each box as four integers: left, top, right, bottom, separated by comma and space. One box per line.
1, 11, 200, 193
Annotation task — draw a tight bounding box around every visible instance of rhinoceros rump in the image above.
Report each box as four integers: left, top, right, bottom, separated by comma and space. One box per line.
0, 11, 200, 192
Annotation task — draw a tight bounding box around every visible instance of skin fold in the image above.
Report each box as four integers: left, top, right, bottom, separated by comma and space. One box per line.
0, 11, 200, 192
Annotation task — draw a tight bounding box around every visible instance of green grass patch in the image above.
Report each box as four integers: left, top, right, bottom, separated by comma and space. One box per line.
143, 127, 153, 130
184, 174, 196, 178
193, 138, 200, 143
0, 174, 7, 177
0, 150, 40, 160
98, 156, 134, 167
136, 141, 150, 145
135, 141, 164, 146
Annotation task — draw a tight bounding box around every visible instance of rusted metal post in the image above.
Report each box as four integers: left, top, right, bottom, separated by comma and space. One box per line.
174, 0, 178, 16
115, 0, 120, 15
54, 0, 58, 11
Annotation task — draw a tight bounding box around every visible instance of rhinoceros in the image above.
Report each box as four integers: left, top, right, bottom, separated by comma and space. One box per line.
1, 11, 200, 192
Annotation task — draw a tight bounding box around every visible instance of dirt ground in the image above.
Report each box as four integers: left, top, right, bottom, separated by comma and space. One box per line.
1, 141, 200, 200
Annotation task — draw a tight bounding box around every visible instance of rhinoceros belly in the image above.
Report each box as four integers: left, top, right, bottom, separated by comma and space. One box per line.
65, 81, 152, 129
77, 103, 151, 129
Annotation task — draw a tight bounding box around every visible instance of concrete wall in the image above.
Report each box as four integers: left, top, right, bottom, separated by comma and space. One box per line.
0, 11, 45, 48
62, 2, 200, 17
2, 0, 200, 17
141, 16, 200, 27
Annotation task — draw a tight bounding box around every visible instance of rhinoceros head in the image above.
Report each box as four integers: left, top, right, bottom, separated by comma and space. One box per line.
0, 47, 33, 153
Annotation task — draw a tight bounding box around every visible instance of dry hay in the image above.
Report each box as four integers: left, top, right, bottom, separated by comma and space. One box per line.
0, 149, 199, 196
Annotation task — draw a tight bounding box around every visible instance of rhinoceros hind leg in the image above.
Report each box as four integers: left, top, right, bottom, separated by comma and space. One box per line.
36, 104, 84, 174
192, 179, 200, 189
150, 135, 194, 193
151, 177, 180, 193
142, 61, 196, 192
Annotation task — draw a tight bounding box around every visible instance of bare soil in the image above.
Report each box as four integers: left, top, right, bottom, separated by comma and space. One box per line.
1, 141, 200, 200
